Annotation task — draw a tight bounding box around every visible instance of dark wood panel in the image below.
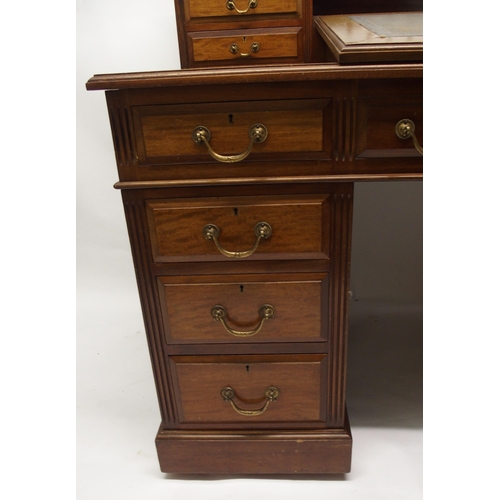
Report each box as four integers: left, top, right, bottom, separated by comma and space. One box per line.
86, 64, 423, 91
146, 194, 331, 262
187, 0, 300, 19
189, 28, 301, 64
158, 272, 329, 344
133, 98, 327, 164
156, 426, 352, 474
169, 354, 327, 424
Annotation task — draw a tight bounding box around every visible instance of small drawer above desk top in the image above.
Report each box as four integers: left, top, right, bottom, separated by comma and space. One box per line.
185, 0, 301, 21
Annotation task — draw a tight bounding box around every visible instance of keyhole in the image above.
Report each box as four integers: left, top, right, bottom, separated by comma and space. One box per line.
240, 285, 244, 293
243, 37, 247, 42
228, 114, 233, 123
233, 207, 238, 216
246, 365, 250, 372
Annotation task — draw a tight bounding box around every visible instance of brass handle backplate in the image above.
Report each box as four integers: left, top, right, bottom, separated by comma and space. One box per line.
192, 123, 268, 163
229, 42, 260, 57
211, 304, 275, 337
202, 221, 272, 258
221, 385, 279, 416
226, 0, 258, 14
395, 119, 423, 155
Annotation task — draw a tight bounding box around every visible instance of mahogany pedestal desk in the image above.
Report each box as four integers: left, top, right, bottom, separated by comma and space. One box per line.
86, 62, 423, 475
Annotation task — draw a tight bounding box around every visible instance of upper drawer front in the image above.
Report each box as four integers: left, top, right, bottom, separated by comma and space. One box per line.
356, 89, 423, 160
170, 354, 327, 425
146, 194, 330, 262
186, 0, 300, 20
158, 273, 328, 344
189, 28, 301, 64
133, 99, 328, 167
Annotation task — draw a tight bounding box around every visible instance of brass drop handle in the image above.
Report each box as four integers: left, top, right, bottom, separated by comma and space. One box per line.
202, 222, 272, 258
395, 119, 423, 155
192, 123, 268, 163
221, 386, 279, 416
229, 42, 260, 57
226, 0, 258, 14
211, 304, 275, 337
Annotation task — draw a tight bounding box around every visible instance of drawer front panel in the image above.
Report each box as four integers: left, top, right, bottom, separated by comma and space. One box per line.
146, 194, 330, 262
187, 0, 300, 20
356, 94, 423, 159
133, 98, 327, 166
158, 273, 328, 344
190, 28, 300, 63
170, 354, 327, 424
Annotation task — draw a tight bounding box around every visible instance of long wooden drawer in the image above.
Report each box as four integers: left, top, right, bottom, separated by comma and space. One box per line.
146, 194, 330, 262
356, 92, 423, 159
170, 354, 327, 424
158, 273, 328, 344
132, 98, 329, 167
189, 28, 301, 64
186, 0, 300, 20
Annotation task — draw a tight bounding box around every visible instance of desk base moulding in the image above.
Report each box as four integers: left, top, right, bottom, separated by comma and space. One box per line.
156, 415, 352, 474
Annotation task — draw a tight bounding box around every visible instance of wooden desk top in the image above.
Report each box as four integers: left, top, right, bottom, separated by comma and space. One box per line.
86, 62, 423, 91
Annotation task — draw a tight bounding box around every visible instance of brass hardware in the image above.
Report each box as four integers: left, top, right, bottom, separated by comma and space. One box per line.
221, 385, 279, 416
192, 123, 267, 163
202, 221, 272, 258
229, 42, 260, 57
395, 119, 423, 155
211, 304, 275, 337
226, 0, 258, 15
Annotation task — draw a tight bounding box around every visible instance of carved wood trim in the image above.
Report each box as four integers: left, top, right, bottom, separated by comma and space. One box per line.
329, 183, 353, 425
333, 97, 357, 161
122, 197, 176, 426
106, 93, 138, 169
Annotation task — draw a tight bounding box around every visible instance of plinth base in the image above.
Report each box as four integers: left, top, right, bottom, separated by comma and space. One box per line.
155, 420, 352, 475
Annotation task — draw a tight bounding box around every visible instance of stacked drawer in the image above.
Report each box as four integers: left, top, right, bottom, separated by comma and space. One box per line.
146, 191, 334, 428
174, 0, 311, 67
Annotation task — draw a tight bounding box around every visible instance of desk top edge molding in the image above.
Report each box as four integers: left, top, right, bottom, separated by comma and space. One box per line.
86, 62, 423, 91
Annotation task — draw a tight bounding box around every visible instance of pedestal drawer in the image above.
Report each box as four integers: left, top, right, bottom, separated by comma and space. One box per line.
170, 354, 327, 424
158, 273, 328, 344
146, 194, 330, 262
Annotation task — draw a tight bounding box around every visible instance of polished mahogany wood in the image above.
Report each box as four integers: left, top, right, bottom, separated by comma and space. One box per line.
87, 53, 421, 473
88, 65, 422, 184
86, 63, 422, 90
174, 0, 311, 68
156, 427, 352, 474
170, 354, 327, 425
146, 194, 330, 262
158, 273, 328, 344
133, 98, 326, 164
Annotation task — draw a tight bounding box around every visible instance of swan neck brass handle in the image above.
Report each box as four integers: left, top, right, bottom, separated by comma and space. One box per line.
192, 123, 267, 163
226, 0, 258, 14
221, 386, 279, 416
395, 119, 423, 155
211, 304, 275, 337
202, 222, 272, 258
229, 42, 260, 57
